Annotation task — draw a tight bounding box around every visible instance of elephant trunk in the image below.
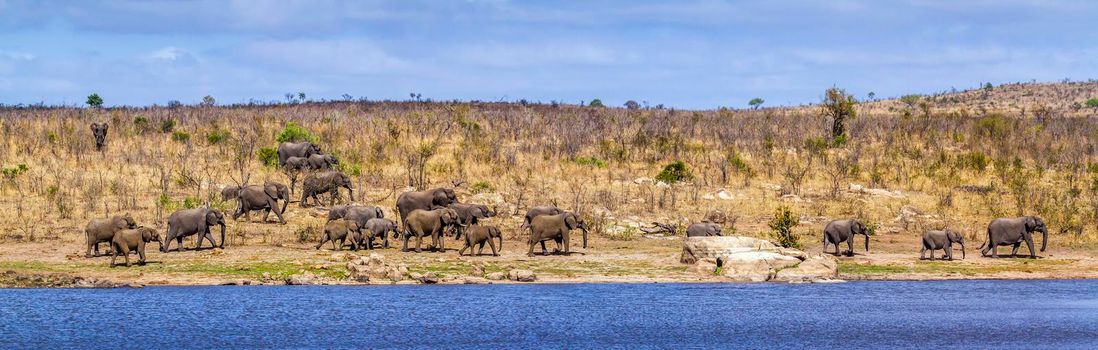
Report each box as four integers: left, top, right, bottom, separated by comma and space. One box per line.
864, 233, 870, 252
498, 235, 504, 253
582, 228, 589, 249
347, 187, 354, 202
280, 197, 288, 217
219, 223, 226, 248
960, 242, 966, 259
1040, 228, 1048, 252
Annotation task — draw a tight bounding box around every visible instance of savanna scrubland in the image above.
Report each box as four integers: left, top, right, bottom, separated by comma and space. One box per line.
2, 81, 1098, 286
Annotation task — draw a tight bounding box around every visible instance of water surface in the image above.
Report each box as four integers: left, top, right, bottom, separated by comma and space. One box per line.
1, 280, 1095, 349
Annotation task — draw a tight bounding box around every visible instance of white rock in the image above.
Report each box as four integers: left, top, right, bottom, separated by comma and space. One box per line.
655, 181, 671, 189
716, 190, 735, 200
633, 177, 653, 185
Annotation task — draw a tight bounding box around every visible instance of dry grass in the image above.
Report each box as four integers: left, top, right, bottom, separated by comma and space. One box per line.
1, 81, 1097, 283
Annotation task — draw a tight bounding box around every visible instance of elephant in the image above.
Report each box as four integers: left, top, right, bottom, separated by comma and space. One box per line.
822, 219, 870, 256
921, 230, 965, 260
316, 219, 360, 251
110, 227, 161, 267
84, 214, 138, 257
232, 182, 289, 224
395, 188, 458, 227
686, 222, 722, 237
220, 185, 243, 202
277, 141, 322, 167
980, 216, 1048, 258
281, 157, 310, 194
402, 208, 463, 253
358, 218, 399, 250
459, 225, 503, 256
306, 154, 338, 170
300, 170, 354, 208
521, 205, 565, 251
328, 204, 384, 222
90, 122, 108, 151
448, 203, 496, 238
162, 207, 226, 252
526, 212, 588, 257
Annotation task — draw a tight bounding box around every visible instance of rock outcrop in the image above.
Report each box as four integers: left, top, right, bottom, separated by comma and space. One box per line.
681, 236, 838, 282
346, 253, 408, 283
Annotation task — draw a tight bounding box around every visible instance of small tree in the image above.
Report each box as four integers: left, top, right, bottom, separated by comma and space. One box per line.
86, 93, 103, 108
624, 100, 640, 110
867, 91, 876, 101
769, 206, 801, 249
201, 95, 216, 107
588, 99, 605, 108
1085, 98, 1098, 108
748, 98, 764, 110
656, 161, 693, 184
820, 87, 856, 141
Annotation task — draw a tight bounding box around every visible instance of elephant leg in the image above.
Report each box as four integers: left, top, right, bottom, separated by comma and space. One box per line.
527, 240, 537, 257
539, 241, 549, 255
487, 238, 498, 256
1010, 242, 1021, 257
459, 242, 469, 256
402, 234, 410, 252
846, 238, 854, 256
123, 247, 131, 267
563, 233, 571, 254
332, 237, 341, 251
1024, 234, 1036, 258
138, 242, 147, 265
929, 249, 935, 260
203, 233, 218, 250
268, 198, 285, 224
176, 237, 185, 252
919, 246, 926, 260
315, 234, 328, 250
110, 249, 118, 267
415, 235, 423, 253
437, 230, 445, 253
991, 243, 998, 258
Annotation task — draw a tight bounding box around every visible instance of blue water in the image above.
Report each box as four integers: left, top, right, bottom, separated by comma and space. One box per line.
1, 280, 1095, 349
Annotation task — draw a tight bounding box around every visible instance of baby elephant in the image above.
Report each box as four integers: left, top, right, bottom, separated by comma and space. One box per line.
459, 225, 503, 256
110, 227, 161, 267
921, 230, 966, 260
317, 219, 360, 251
357, 218, 399, 250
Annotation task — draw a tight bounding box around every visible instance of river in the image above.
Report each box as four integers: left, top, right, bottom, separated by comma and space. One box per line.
1, 280, 1095, 349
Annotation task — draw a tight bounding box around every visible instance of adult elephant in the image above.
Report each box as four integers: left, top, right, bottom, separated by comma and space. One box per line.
233, 182, 289, 224
300, 170, 354, 208
90, 122, 108, 151
922, 230, 965, 260
822, 219, 870, 256
162, 207, 226, 252
84, 214, 138, 257
277, 141, 322, 167
686, 222, 722, 237
282, 156, 310, 194
402, 208, 463, 253
327, 205, 383, 222
980, 216, 1048, 258
521, 206, 564, 229
449, 203, 496, 238
395, 188, 458, 228
527, 212, 588, 257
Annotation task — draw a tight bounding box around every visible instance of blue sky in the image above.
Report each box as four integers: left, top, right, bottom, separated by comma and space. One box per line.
1, 0, 1095, 109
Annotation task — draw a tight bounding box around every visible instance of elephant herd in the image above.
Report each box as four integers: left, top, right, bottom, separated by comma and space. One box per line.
686, 214, 1050, 260
83, 207, 226, 267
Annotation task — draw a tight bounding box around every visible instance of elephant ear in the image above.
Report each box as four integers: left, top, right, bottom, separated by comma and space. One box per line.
206, 210, 220, 225
1024, 216, 1037, 230
564, 214, 578, 229
375, 207, 384, 219
263, 184, 279, 199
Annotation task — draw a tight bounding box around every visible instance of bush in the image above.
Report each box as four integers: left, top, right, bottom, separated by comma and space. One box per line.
655, 161, 692, 184
899, 94, 921, 107
337, 162, 362, 177
768, 206, 802, 249
133, 116, 149, 131
171, 131, 191, 143
1, 164, 28, 180
276, 122, 316, 143
160, 119, 176, 133
573, 156, 608, 168
205, 128, 230, 145
470, 181, 494, 194
257, 147, 279, 168
957, 151, 989, 172
86, 93, 103, 108
1086, 98, 1098, 108
588, 99, 605, 108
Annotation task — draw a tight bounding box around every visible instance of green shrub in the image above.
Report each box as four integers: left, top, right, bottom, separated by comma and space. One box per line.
46, 132, 57, 144
655, 161, 692, 184
768, 206, 802, 249
957, 151, 989, 172
337, 162, 362, 177
257, 147, 279, 168
275, 122, 317, 143
899, 94, 921, 107
1086, 98, 1098, 108
206, 128, 230, 145
975, 113, 1009, 139
160, 119, 176, 133
588, 99, 605, 108
573, 156, 608, 168
171, 130, 191, 143
133, 116, 149, 130
470, 181, 494, 194
1, 164, 28, 180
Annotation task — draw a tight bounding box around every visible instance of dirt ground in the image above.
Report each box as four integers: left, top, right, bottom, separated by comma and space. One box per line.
2, 217, 1095, 286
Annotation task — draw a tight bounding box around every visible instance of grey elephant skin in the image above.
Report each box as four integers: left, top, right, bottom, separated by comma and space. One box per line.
316, 219, 361, 251
359, 218, 399, 250
85, 214, 137, 257
300, 170, 354, 207
522, 205, 566, 252
396, 188, 458, 227
162, 208, 226, 252
232, 182, 289, 224
459, 225, 502, 256
686, 223, 722, 237
402, 208, 463, 253
980, 216, 1048, 258
90, 122, 108, 151
110, 227, 161, 267
449, 203, 496, 238
822, 219, 870, 256
921, 230, 965, 260
306, 154, 338, 170
527, 212, 588, 257
277, 141, 322, 167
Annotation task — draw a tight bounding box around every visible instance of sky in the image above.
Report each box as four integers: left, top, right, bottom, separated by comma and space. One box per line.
1, 0, 1096, 109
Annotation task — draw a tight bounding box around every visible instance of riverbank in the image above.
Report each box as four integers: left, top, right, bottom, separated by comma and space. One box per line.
2, 233, 1095, 287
